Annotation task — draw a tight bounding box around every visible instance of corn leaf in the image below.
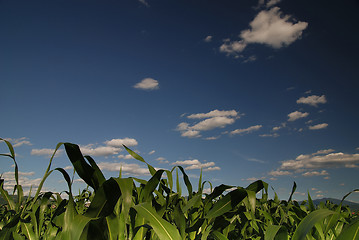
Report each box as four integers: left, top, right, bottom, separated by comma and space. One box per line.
292, 209, 338, 240
133, 202, 182, 240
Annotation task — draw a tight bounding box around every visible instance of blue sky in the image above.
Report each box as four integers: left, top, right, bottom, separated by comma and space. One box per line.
1, 0, 359, 202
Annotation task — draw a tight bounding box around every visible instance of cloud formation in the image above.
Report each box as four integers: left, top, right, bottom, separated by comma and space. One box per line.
288, 111, 309, 121
177, 109, 240, 138
134, 78, 159, 90
297, 95, 327, 107
31, 148, 63, 157
308, 123, 328, 130
2, 171, 41, 195
230, 125, 262, 135
269, 149, 359, 177
97, 162, 150, 176
5, 137, 32, 147
106, 138, 138, 147
240, 7, 308, 48
80, 145, 121, 157
172, 159, 220, 171
219, 6, 308, 57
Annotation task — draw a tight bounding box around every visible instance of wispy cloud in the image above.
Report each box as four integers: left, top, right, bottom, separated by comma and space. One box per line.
118, 154, 134, 160
177, 109, 240, 138
80, 145, 121, 157
308, 123, 328, 130
30, 137, 139, 158
260, 133, 279, 138
138, 0, 149, 7
134, 78, 159, 90
97, 162, 150, 176
156, 157, 169, 164
2, 171, 41, 195
230, 125, 262, 135
31, 148, 63, 157
171, 159, 220, 171
5, 137, 32, 147
302, 170, 329, 177
297, 95, 327, 107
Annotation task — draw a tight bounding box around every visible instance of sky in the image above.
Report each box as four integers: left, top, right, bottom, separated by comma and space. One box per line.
1, 0, 359, 202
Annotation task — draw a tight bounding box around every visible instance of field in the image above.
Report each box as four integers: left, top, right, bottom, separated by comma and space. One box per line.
1, 138, 359, 239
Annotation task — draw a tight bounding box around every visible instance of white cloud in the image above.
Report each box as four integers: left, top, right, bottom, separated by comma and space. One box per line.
219, 40, 247, 56
181, 130, 201, 138
172, 159, 220, 171
31, 148, 63, 157
118, 154, 134, 160
313, 149, 335, 155
63, 166, 73, 170
302, 170, 329, 177
80, 145, 120, 157
275, 151, 359, 173
204, 166, 221, 171
230, 125, 262, 135
148, 150, 155, 155
2, 171, 41, 195
5, 137, 32, 147
240, 7, 308, 48
288, 111, 309, 121
272, 126, 281, 131
191, 116, 235, 131
97, 162, 150, 176
106, 138, 138, 147
204, 136, 220, 140
177, 110, 239, 138
309, 123, 328, 130
133, 78, 159, 90
242, 177, 261, 182
268, 170, 291, 176
297, 95, 327, 107
187, 109, 239, 119
156, 157, 169, 164
204, 35, 213, 42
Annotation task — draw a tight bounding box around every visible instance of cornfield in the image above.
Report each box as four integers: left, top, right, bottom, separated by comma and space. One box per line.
1, 137, 359, 239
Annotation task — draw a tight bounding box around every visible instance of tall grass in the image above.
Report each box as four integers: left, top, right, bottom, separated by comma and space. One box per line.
1, 138, 358, 239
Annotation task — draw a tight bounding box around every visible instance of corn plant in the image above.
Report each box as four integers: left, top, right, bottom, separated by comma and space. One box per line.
1, 137, 359, 239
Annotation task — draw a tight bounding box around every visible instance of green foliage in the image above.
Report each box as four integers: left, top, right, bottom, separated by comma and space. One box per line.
1, 138, 358, 239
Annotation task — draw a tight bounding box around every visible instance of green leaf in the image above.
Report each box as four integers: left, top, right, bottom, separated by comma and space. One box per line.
0, 182, 16, 210
142, 170, 165, 202
64, 143, 104, 191
336, 217, 359, 240
265, 225, 288, 240
211, 230, 229, 240
85, 177, 121, 218
205, 188, 248, 219
288, 182, 296, 202
133, 202, 182, 240
123, 145, 156, 176
292, 209, 338, 240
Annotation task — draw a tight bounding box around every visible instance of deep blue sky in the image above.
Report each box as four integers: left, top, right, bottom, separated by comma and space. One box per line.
1, 0, 359, 202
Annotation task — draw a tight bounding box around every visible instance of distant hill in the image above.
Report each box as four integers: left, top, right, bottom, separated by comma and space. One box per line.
309, 198, 359, 211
